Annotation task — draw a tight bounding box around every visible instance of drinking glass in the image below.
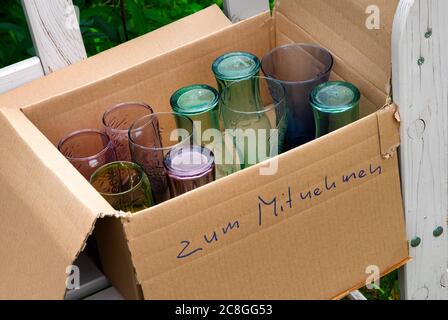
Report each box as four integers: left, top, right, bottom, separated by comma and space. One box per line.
220, 76, 287, 169
262, 43, 333, 150
103, 102, 154, 161
170, 84, 220, 146
212, 51, 261, 93
129, 112, 194, 204
90, 161, 154, 213
310, 81, 360, 137
58, 129, 117, 180
164, 145, 215, 197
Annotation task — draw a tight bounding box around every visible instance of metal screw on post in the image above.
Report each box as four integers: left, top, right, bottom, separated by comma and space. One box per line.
433, 226, 444, 238
411, 237, 422, 248
417, 57, 425, 66
425, 29, 433, 38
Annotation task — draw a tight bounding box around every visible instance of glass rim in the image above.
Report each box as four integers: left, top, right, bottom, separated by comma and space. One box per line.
128, 112, 194, 152
170, 84, 220, 115
90, 161, 146, 197
212, 51, 261, 81
310, 81, 361, 112
261, 43, 334, 85
164, 145, 215, 179
220, 76, 287, 115
102, 101, 154, 133
58, 129, 114, 162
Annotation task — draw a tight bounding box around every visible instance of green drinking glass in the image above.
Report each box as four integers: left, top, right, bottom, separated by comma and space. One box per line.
220, 76, 287, 169
90, 161, 154, 213
212, 51, 261, 94
310, 81, 360, 138
170, 84, 220, 145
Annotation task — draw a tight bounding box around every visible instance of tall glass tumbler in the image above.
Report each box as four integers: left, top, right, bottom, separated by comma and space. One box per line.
164, 145, 215, 197
262, 43, 334, 150
212, 51, 261, 94
90, 161, 154, 213
221, 76, 287, 169
129, 112, 194, 204
103, 102, 154, 161
310, 81, 360, 137
58, 129, 117, 180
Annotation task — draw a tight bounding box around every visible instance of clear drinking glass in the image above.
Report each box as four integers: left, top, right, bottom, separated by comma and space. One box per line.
102, 102, 154, 161
262, 43, 334, 150
90, 161, 154, 213
310, 81, 360, 137
220, 76, 287, 169
129, 112, 194, 204
164, 145, 215, 198
58, 129, 117, 180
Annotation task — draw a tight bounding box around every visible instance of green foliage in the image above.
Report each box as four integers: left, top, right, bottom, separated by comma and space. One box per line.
360, 271, 401, 300
0, 0, 35, 68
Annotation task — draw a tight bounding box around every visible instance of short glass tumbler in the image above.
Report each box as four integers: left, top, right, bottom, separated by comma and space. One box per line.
310, 81, 360, 138
164, 145, 216, 198
103, 102, 154, 161
90, 161, 154, 213
262, 43, 334, 150
58, 129, 117, 180
129, 112, 194, 204
221, 76, 287, 169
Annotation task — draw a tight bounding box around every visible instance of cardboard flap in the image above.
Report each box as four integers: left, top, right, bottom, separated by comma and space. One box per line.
0, 108, 109, 299
276, 0, 399, 107
123, 108, 408, 300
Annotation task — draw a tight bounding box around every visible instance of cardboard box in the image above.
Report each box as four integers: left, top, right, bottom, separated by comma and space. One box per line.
0, 1, 409, 300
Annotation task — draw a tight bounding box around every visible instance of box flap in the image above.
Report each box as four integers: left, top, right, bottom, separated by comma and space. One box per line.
123, 106, 409, 300
0, 108, 110, 299
276, 0, 399, 113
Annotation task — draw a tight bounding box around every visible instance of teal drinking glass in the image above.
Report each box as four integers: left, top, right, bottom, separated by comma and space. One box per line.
310, 81, 360, 137
220, 76, 287, 169
212, 51, 261, 94
170, 84, 220, 145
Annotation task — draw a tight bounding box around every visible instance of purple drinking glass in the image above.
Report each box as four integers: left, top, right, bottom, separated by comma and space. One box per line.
58, 129, 117, 180
103, 102, 154, 161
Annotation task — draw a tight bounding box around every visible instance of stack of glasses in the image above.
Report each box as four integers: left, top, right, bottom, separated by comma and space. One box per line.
58, 43, 361, 214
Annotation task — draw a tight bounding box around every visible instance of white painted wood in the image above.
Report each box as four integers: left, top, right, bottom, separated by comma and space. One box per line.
223, 0, 270, 22
346, 290, 368, 301
0, 57, 44, 94
21, 0, 86, 74
392, 0, 448, 300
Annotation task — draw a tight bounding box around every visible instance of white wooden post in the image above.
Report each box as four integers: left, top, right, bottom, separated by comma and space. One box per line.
21, 0, 86, 74
223, 0, 270, 22
392, 0, 448, 300
0, 57, 44, 94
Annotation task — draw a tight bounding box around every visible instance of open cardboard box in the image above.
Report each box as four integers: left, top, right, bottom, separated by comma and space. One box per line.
0, 0, 409, 300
